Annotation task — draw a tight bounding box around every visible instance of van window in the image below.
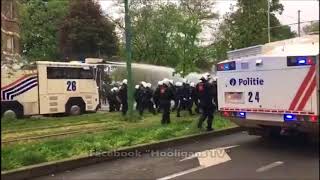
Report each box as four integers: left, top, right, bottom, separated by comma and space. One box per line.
47, 67, 93, 79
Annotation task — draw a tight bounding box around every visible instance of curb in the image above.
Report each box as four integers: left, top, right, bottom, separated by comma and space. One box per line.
1, 126, 242, 180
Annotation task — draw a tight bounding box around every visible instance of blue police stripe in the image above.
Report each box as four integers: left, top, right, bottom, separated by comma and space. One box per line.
2, 76, 38, 100
2, 76, 37, 97
6, 79, 38, 100
10, 83, 38, 100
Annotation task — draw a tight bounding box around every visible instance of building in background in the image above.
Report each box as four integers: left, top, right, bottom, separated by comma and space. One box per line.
1, 0, 21, 64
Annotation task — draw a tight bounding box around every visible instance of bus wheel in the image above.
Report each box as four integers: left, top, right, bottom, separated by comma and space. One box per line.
2, 110, 17, 119
68, 105, 82, 116
65, 97, 85, 116
1, 101, 24, 119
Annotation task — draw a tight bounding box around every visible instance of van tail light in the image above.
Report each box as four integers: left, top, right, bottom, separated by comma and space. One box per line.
297, 115, 318, 122
221, 111, 246, 119
222, 111, 230, 117
309, 115, 318, 122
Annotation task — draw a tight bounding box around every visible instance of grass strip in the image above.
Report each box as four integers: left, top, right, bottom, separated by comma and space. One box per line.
2, 113, 233, 171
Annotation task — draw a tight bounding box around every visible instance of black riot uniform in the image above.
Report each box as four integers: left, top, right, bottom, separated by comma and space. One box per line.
134, 86, 142, 111
101, 82, 108, 105
170, 82, 178, 111
185, 83, 194, 115
107, 89, 116, 112
190, 84, 199, 114
139, 86, 156, 115
146, 86, 156, 114
176, 83, 193, 117
153, 85, 161, 112
175, 84, 183, 117
114, 89, 121, 111
118, 84, 128, 115
159, 83, 174, 124
196, 77, 216, 131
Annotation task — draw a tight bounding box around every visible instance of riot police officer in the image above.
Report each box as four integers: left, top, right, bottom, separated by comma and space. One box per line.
196, 75, 216, 131
118, 79, 128, 115
177, 79, 193, 117
184, 80, 194, 115
114, 87, 121, 111
167, 79, 178, 111
159, 79, 174, 124
190, 82, 199, 113
107, 88, 116, 112
145, 83, 156, 115
139, 82, 156, 115
153, 81, 162, 112
175, 81, 183, 117
134, 85, 141, 111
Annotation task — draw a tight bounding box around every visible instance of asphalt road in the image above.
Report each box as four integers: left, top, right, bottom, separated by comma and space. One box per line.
35, 131, 319, 180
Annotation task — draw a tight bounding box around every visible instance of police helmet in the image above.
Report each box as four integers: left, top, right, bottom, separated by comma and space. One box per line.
175, 82, 182, 87
204, 72, 211, 78
200, 75, 208, 81
163, 79, 170, 85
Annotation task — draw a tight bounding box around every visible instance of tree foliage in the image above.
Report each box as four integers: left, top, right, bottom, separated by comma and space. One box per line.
19, 0, 69, 61
59, 0, 119, 61
303, 21, 319, 34
212, 0, 296, 61
127, 1, 218, 76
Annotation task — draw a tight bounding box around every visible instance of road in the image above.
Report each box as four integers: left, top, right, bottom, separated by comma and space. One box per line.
35, 131, 319, 180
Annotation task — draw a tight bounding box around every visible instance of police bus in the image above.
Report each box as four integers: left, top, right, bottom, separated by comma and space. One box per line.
1, 61, 100, 118
217, 34, 319, 137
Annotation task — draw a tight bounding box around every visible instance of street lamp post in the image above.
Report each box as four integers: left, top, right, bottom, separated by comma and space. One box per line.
267, 0, 271, 42
124, 0, 134, 119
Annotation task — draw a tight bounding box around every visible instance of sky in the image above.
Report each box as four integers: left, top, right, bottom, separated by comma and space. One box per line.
99, 0, 319, 44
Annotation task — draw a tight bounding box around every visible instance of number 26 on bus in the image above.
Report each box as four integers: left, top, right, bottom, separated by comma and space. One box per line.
67, 81, 76, 91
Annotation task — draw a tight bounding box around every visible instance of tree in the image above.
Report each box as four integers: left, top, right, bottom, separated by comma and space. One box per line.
59, 0, 119, 61
19, 0, 69, 61
109, 0, 218, 75
129, 3, 215, 76
303, 21, 319, 34
212, 0, 296, 61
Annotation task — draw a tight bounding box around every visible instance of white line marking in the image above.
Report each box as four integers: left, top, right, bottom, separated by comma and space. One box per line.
158, 145, 239, 180
256, 161, 284, 172
179, 145, 239, 162
157, 166, 205, 180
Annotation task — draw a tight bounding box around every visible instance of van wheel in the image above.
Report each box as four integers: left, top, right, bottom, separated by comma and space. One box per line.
2, 108, 23, 119
67, 104, 82, 116
65, 97, 86, 116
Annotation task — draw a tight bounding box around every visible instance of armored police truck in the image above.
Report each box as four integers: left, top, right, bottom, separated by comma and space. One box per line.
217, 34, 319, 137
1, 61, 100, 118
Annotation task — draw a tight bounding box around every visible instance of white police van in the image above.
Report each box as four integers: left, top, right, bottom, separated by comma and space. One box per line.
217, 35, 319, 137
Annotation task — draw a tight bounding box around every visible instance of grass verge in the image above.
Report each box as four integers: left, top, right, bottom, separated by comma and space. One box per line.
1, 112, 234, 171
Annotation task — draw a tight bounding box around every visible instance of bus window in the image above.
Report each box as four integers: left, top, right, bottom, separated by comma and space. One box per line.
79, 68, 93, 79
47, 67, 93, 79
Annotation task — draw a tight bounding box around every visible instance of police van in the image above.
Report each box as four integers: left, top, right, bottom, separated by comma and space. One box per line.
217, 34, 319, 137
1, 61, 100, 118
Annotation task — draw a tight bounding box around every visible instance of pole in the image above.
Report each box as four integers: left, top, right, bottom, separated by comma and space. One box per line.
267, 0, 271, 42
298, 10, 301, 37
124, 0, 134, 118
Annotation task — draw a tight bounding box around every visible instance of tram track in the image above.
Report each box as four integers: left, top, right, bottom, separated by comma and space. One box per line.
2, 119, 114, 134
2, 126, 119, 145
